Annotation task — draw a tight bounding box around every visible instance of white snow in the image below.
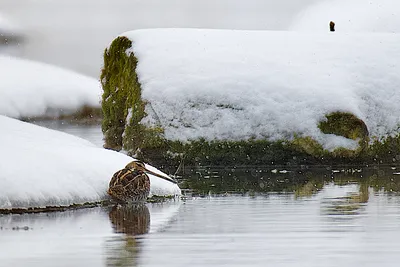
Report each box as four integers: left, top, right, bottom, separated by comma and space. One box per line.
121, 28, 400, 150
0, 55, 101, 119
0, 115, 181, 209
290, 0, 400, 33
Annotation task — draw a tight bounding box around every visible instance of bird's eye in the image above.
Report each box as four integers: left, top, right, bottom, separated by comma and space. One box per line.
134, 161, 145, 168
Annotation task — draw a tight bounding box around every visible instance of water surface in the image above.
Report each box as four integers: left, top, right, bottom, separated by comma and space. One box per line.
1, 181, 400, 267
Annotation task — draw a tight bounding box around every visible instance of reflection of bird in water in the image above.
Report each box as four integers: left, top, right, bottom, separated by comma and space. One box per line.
109, 204, 150, 235
106, 204, 150, 267
108, 160, 177, 203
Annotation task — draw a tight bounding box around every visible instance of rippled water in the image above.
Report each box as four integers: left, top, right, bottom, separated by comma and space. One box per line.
3, 123, 397, 266
1, 184, 400, 267
143, 191, 400, 267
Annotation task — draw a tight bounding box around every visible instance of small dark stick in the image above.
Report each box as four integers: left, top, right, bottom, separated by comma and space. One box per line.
330, 21, 335, 32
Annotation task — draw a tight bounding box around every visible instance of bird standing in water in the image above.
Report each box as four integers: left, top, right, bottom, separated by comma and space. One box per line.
108, 160, 177, 203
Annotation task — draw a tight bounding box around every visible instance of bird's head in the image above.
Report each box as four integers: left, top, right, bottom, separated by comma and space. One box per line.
125, 160, 146, 172
125, 160, 177, 184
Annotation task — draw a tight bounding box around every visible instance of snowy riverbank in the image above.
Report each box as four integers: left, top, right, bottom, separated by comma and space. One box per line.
0, 55, 101, 119
0, 115, 181, 210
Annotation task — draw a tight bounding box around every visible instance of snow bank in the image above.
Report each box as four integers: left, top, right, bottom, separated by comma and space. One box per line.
0, 55, 101, 119
290, 0, 400, 33
120, 28, 400, 149
0, 115, 181, 209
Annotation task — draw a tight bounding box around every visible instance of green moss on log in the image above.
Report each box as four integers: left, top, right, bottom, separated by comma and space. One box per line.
101, 36, 140, 150
290, 136, 325, 157
138, 138, 333, 169
318, 111, 369, 152
289, 134, 364, 160
101, 36, 164, 153
367, 134, 400, 162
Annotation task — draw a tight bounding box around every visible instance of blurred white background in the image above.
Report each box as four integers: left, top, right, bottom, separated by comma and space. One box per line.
0, 0, 320, 78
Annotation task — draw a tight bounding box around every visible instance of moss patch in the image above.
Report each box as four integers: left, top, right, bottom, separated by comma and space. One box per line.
101, 36, 164, 152
136, 138, 340, 170
367, 134, 400, 163
101, 36, 139, 150
290, 136, 325, 157
318, 111, 369, 151
319, 112, 369, 139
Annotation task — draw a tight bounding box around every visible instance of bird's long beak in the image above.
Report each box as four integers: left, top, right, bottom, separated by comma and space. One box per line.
144, 167, 177, 184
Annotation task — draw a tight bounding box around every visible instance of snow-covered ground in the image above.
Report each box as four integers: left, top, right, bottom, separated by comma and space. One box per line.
0, 115, 181, 209
122, 28, 400, 150
0, 55, 101, 119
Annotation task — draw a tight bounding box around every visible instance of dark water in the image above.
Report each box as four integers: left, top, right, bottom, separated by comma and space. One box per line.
3, 122, 397, 266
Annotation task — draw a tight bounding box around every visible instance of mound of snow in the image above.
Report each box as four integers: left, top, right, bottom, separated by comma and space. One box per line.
120, 28, 400, 150
0, 55, 101, 119
0, 115, 181, 209
290, 0, 400, 33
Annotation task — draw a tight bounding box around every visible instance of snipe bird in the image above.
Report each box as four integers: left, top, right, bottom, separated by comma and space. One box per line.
108, 160, 177, 203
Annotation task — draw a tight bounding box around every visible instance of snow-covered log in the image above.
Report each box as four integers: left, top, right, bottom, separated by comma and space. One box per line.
101, 28, 400, 165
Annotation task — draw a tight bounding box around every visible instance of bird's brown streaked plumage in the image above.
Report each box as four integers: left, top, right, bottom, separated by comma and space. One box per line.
107, 160, 177, 203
